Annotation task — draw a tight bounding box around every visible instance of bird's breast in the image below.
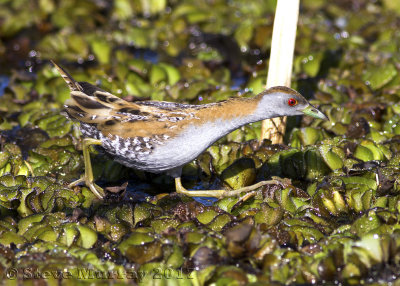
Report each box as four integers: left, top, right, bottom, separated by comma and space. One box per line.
146, 119, 241, 170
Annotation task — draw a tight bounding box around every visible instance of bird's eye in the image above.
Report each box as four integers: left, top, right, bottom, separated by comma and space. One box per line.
288, 98, 298, 106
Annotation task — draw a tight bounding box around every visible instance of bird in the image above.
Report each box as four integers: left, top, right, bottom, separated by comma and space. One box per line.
51, 60, 328, 199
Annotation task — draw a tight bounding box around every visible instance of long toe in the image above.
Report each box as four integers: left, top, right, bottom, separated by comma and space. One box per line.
176, 188, 228, 198
87, 182, 105, 199
175, 178, 283, 199
68, 176, 85, 188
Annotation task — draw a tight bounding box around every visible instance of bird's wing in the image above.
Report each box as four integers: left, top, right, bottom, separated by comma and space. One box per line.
51, 61, 201, 138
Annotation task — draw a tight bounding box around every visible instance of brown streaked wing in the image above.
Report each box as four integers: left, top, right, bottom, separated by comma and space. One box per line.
97, 118, 183, 139
64, 91, 112, 123
77, 81, 129, 107
97, 104, 200, 138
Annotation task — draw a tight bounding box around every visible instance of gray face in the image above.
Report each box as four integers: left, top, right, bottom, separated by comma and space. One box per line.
274, 92, 309, 116
255, 87, 328, 120
275, 92, 328, 120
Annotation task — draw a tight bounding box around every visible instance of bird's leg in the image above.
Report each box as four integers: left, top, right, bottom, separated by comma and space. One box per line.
175, 177, 284, 199
68, 138, 105, 199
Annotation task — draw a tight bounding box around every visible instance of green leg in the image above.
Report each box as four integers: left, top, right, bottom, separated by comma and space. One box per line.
69, 138, 105, 199
175, 177, 284, 199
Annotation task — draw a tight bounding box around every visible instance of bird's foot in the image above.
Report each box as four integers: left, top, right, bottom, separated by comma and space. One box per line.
175, 177, 287, 199
68, 176, 105, 199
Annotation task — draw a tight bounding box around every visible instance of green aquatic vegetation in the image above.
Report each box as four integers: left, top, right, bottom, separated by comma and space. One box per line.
2, 0, 400, 284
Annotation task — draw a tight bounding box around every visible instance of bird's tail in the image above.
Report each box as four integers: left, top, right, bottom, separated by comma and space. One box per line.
50, 60, 124, 124
50, 60, 83, 92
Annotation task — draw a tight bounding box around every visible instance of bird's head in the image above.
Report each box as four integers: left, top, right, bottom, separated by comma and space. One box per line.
255, 86, 328, 120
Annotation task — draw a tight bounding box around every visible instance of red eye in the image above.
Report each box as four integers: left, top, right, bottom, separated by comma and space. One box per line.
288, 98, 297, 106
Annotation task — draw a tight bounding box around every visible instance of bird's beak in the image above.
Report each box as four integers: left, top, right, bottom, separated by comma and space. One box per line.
301, 104, 329, 120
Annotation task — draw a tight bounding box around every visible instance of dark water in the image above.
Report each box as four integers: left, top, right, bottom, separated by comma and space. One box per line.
0, 76, 9, 96
133, 49, 159, 64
